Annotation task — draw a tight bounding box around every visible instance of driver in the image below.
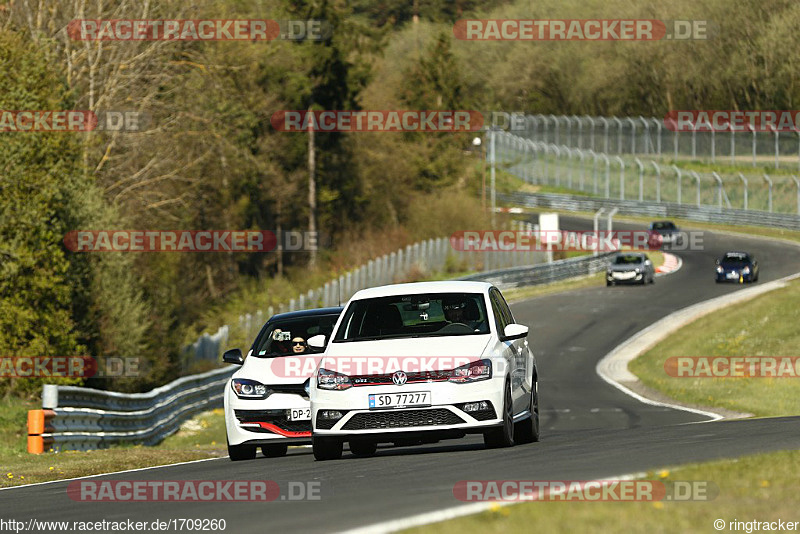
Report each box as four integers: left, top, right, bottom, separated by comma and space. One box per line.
442, 297, 468, 324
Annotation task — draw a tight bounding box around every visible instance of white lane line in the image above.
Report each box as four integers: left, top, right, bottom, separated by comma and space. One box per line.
0, 456, 227, 492
339, 473, 645, 534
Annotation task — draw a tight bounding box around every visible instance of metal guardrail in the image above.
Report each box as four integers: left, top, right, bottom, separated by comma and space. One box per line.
28, 366, 235, 452
459, 252, 616, 290
498, 191, 800, 231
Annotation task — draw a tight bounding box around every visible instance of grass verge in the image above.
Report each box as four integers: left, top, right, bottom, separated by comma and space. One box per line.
401, 449, 800, 534
629, 278, 800, 417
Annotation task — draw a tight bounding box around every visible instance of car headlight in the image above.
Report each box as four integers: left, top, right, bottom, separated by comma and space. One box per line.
317, 368, 352, 390
449, 359, 492, 383
716, 266, 724, 273
231, 379, 269, 399
742, 266, 750, 274
635, 268, 641, 274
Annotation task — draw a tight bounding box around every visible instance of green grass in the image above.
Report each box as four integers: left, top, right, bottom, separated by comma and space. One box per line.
629, 279, 800, 417
402, 449, 800, 534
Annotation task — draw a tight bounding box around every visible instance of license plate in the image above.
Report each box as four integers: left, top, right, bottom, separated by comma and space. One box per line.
614, 272, 635, 279
726, 272, 738, 279
289, 408, 311, 421
369, 391, 430, 409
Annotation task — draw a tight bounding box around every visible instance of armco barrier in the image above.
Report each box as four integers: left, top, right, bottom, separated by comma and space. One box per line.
498, 191, 800, 231
28, 366, 235, 453
459, 252, 616, 289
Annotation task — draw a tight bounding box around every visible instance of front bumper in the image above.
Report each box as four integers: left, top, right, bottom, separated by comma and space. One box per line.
607, 271, 644, 284
716, 270, 753, 283
224, 385, 312, 446
311, 377, 504, 438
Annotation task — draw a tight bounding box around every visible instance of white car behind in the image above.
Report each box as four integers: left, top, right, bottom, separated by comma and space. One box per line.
223, 307, 342, 460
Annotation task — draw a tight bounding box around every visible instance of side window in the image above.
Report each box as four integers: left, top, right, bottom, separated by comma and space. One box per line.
494, 289, 515, 327
489, 289, 510, 335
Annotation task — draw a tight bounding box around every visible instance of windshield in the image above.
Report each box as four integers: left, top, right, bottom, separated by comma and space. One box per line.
251, 313, 340, 357
613, 255, 643, 265
721, 254, 749, 265
651, 222, 676, 231
333, 292, 491, 342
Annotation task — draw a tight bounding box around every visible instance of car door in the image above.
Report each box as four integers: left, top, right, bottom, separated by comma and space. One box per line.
490, 288, 529, 414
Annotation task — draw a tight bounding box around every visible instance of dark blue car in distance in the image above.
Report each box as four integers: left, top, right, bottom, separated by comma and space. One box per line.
715, 252, 759, 283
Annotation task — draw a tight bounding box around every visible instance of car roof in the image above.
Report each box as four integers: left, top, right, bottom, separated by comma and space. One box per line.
350, 280, 493, 300
267, 306, 344, 322
614, 252, 645, 257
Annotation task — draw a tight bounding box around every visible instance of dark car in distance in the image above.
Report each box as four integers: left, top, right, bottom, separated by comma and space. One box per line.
715, 252, 759, 283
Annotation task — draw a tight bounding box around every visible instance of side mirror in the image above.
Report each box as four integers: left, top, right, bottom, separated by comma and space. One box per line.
222, 348, 244, 365
307, 334, 326, 349
503, 324, 528, 340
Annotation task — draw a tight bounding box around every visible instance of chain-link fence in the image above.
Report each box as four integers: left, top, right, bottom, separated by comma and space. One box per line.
512, 114, 800, 171
494, 132, 800, 215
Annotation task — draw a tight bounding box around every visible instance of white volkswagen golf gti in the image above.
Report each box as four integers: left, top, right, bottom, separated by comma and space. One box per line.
308, 281, 539, 460
223, 306, 342, 460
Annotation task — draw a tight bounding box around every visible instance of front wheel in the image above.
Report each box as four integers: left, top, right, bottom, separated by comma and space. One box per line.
484, 379, 514, 449
227, 439, 256, 461
515, 380, 540, 444
313, 436, 343, 461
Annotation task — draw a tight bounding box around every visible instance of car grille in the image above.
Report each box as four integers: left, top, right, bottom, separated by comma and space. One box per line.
351, 371, 451, 386
269, 384, 309, 398
234, 409, 311, 433
341, 409, 464, 430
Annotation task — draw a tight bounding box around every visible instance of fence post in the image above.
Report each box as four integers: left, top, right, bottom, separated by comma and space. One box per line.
691, 171, 701, 207
738, 173, 748, 211
792, 176, 800, 215
635, 158, 644, 201
672, 165, 682, 205
764, 174, 773, 212
614, 156, 625, 200
712, 172, 723, 211
651, 161, 661, 203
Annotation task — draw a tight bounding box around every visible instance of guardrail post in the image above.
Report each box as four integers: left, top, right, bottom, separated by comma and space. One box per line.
672, 165, 682, 205
593, 208, 605, 256
764, 174, 773, 212
606, 208, 619, 250
651, 161, 661, 203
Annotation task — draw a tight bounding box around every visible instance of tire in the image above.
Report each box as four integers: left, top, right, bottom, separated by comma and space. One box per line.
515, 380, 540, 444
484, 379, 514, 449
349, 440, 377, 457
261, 444, 288, 458
313, 436, 343, 461
227, 439, 256, 461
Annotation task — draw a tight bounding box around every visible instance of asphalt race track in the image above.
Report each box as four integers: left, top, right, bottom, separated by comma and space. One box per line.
3, 214, 800, 532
